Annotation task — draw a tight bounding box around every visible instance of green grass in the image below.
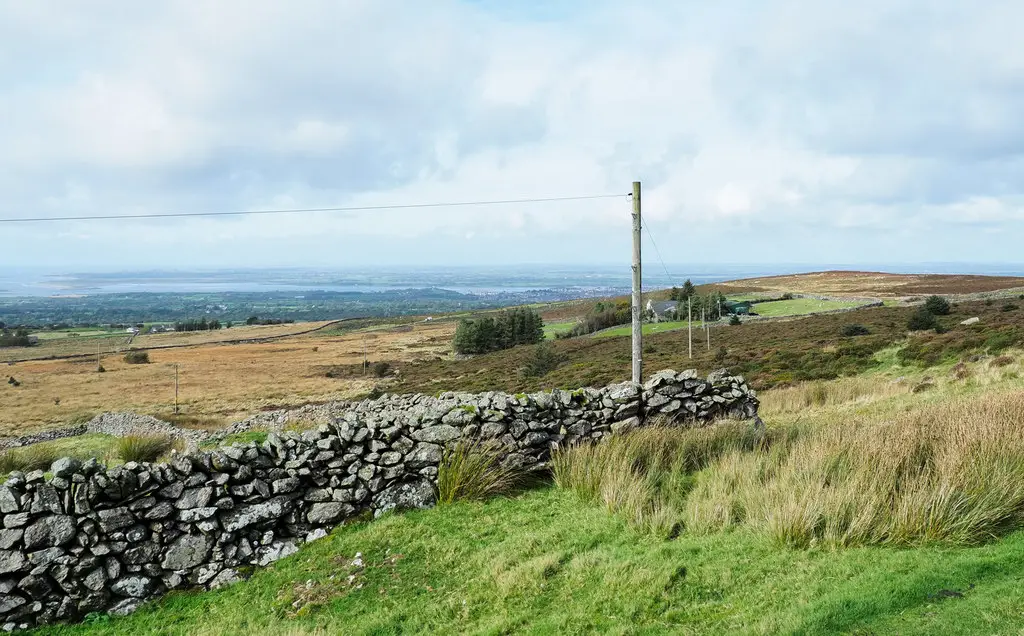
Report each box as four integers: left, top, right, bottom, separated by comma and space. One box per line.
543, 321, 577, 339
0, 434, 115, 477
594, 320, 706, 338
47, 487, 1024, 636
751, 298, 864, 317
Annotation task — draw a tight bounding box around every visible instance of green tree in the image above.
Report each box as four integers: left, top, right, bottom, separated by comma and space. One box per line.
907, 308, 938, 331
924, 296, 951, 316
681, 279, 696, 300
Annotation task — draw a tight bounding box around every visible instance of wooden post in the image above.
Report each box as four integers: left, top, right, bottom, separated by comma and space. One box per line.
704, 306, 710, 350
173, 363, 179, 414
631, 181, 642, 385
688, 296, 693, 359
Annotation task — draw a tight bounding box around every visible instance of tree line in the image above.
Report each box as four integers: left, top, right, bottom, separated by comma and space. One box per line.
453, 307, 545, 354
0, 328, 32, 348
173, 319, 224, 332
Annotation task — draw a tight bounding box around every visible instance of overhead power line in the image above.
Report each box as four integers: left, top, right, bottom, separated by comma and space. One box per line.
0, 193, 627, 224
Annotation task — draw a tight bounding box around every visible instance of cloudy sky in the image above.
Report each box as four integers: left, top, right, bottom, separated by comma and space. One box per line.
2, 0, 1023, 270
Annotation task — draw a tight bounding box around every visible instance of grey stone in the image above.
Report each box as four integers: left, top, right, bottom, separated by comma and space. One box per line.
307, 502, 352, 525
29, 484, 62, 515
0, 487, 18, 514
0, 530, 22, 550
0, 550, 27, 575
0, 594, 26, 613
410, 425, 461, 443
97, 507, 134, 532
161, 534, 213, 571
255, 540, 298, 566
28, 547, 65, 566
209, 568, 242, 589
50, 457, 82, 479
111, 574, 155, 598
221, 496, 293, 532
2, 514, 28, 529
372, 479, 435, 517
83, 568, 107, 592
405, 443, 442, 468
271, 477, 300, 494
23, 515, 76, 549
611, 417, 641, 435
109, 598, 144, 616
175, 486, 213, 510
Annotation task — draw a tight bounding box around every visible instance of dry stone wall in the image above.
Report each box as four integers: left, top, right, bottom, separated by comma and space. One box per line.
0, 369, 757, 631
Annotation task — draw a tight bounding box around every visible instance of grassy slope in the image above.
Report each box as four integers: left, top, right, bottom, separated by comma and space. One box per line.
50, 488, 1024, 636
595, 320, 705, 338
751, 298, 864, 317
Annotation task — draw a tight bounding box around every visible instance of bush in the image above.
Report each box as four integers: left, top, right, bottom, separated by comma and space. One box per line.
840, 324, 870, 337
370, 361, 392, 378
436, 440, 528, 504
116, 434, 173, 463
924, 295, 951, 315
1002, 303, 1019, 312
729, 315, 742, 326
521, 342, 565, 378
907, 308, 938, 331
123, 350, 150, 364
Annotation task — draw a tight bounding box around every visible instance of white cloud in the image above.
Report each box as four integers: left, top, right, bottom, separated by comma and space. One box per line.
2, 0, 1024, 268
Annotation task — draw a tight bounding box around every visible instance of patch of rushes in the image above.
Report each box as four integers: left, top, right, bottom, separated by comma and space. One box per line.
437, 440, 532, 504
551, 422, 774, 538
555, 384, 1024, 548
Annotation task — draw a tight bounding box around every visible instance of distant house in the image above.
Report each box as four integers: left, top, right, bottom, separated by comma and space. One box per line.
125, 327, 140, 335
645, 300, 679, 322
724, 300, 754, 315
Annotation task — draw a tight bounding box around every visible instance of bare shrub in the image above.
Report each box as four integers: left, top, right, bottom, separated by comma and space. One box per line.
123, 350, 150, 364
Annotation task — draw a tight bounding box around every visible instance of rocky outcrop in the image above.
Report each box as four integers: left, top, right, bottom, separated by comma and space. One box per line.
0, 369, 756, 631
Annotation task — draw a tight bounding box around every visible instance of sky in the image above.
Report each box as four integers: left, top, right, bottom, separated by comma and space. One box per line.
1, 0, 1023, 270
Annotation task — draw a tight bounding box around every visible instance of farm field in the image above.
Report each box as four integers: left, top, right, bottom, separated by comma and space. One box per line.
0, 321, 455, 436
750, 297, 865, 317
1, 321, 340, 363
594, 320, 705, 338
542, 320, 577, 339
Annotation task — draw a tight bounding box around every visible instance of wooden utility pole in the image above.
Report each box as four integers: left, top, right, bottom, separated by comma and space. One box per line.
630, 181, 642, 385
173, 364, 179, 414
688, 296, 693, 359
704, 306, 710, 350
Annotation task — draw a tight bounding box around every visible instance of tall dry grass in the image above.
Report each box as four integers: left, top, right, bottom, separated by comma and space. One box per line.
551, 422, 774, 537
759, 376, 909, 416
686, 392, 1024, 547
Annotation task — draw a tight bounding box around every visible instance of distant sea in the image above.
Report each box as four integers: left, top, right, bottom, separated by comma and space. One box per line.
2, 264, 1024, 298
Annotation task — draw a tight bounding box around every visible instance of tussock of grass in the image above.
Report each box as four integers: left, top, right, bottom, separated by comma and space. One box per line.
686, 391, 1024, 547
551, 422, 770, 537
116, 434, 174, 463
0, 443, 59, 474
436, 440, 530, 504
